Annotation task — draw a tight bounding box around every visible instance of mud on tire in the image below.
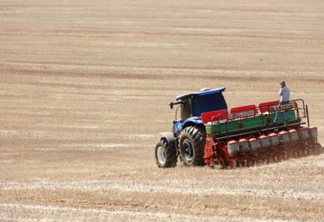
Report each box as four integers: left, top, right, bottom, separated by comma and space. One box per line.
155, 138, 177, 168
179, 126, 206, 166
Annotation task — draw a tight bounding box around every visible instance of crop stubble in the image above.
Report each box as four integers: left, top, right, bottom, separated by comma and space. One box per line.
0, 0, 324, 221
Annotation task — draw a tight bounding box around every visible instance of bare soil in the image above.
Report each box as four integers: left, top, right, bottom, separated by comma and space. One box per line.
1, 1, 324, 221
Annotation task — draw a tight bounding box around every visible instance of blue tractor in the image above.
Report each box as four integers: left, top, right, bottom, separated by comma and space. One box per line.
155, 88, 228, 167
155, 88, 321, 168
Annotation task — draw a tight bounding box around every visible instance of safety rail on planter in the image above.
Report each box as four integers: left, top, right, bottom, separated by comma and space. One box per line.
203, 99, 307, 140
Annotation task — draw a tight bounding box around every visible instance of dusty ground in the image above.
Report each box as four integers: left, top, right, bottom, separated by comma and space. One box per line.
1, 0, 324, 221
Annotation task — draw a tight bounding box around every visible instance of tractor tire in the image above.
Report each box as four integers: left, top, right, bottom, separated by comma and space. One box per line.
179, 126, 206, 166
155, 138, 177, 168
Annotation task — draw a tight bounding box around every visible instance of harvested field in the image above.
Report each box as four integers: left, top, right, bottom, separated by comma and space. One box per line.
0, 0, 324, 221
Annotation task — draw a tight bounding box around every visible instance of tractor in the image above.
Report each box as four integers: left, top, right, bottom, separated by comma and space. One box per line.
154, 88, 322, 168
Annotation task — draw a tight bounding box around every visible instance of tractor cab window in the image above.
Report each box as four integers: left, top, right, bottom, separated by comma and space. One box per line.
180, 99, 192, 121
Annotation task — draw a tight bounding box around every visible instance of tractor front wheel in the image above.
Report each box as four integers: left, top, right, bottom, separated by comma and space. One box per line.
179, 126, 206, 166
155, 138, 177, 168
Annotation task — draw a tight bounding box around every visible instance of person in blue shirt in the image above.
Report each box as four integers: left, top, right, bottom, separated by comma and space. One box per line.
274, 81, 290, 123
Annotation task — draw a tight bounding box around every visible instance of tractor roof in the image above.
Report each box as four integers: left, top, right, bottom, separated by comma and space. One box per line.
176, 87, 226, 101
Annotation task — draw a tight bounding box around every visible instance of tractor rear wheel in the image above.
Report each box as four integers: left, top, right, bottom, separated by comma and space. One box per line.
179, 126, 206, 166
155, 138, 177, 168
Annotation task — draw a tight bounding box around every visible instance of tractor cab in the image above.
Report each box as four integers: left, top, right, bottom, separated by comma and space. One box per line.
170, 88, 228, 134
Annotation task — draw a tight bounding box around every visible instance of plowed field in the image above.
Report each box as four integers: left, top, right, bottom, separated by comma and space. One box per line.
1, 1, 324, 221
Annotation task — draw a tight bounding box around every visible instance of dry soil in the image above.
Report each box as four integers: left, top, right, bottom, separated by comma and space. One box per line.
1, 1, 324, 221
